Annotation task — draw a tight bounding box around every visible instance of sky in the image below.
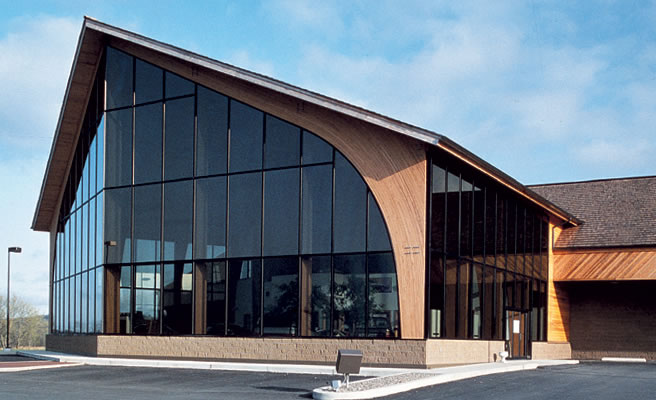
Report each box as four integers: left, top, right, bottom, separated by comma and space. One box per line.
0, 1, 654, 313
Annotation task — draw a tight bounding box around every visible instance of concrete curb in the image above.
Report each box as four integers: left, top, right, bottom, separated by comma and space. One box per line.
601, 357, 646, 363
17, 350, 410, 376
312, 360, 580, 400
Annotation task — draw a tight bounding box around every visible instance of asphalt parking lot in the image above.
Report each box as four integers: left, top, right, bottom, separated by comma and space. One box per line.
0, 360, 653, 399
388, 362, 656, 400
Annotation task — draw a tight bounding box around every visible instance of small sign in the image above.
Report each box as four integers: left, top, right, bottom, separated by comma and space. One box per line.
513, 320, 520, 334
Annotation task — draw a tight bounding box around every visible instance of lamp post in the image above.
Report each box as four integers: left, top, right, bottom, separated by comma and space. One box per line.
6, 246, 22, 350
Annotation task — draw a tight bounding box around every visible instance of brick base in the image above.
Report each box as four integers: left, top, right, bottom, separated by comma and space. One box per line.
46, 335, 508, 367
531, 342, 571, 360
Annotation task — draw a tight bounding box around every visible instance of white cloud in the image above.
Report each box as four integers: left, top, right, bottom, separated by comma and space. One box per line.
0, 16, 79, 152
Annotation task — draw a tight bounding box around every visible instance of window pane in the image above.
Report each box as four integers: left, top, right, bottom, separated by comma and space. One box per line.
333, 254, 365, 337
431, 163, 446, 252
483, 266, 495, 340
136, 265, 160, 289
195, 176, 227, 259
89, 134, 97, 197
97, 115, 104, 192
263, 169, 299, 256
507, 201, 517, 272
485, 190, 496, 266
229, 100, 263, 172
263, 257, 298, 336
301, 165, 332, 254
164, 97, 194, 180
495, 270, 504, 339
460, 176, 473, 258
302, 131, 332, 165
471, 263, 483, 339
333, 153, 366, 253
165, 71, 194, 98
473, 185, 485, 263
134, 184, 161, 262
196, 87, 228, 176
367, 193, 391, 252
446, 171, 460, 256
526, 213, 534, 277
81, 203, 88, 271
105, 109, 132, 187
75, 274, 81, 332
96, 191, 104, 266
81, 271, 88, 333
496, 196, 506, 269
300, 256, 331, 337
89, 197, 96, 267
96, 266, 103, 333
368, 253, 399, 338
134, 289, 160, 334
457, 261, 470, 338
428, 253, 444, 338
228, 172, 262, 258
134, 103, 162, 184
264, 115, 300, 169
105, 47, 133, 109
227, 259, 261, 336
201, 261, 226, 335
163, 262, 192, 334
104, 187, 131, 264
135, 59, 163, 104
164, 180, 193, 261
445, 258, 457, 338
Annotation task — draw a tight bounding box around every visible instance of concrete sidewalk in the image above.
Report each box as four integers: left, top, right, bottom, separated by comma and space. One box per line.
17, 350, 577, 399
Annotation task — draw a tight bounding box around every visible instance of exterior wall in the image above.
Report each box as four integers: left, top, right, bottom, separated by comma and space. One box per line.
531, 342, 571, 360
425, 340, 504, 366
109, 38, 428, 338
567, 281, 656, 361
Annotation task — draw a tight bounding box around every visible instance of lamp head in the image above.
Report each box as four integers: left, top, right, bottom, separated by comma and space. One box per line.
8, 247, 21, 253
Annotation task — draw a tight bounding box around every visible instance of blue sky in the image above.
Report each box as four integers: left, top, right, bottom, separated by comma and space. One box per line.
1, 1, 655, 312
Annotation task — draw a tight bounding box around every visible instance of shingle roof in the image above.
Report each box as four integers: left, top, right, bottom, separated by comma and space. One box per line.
529, 176, 656, 249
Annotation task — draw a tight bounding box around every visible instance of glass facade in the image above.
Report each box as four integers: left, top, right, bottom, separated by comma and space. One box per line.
52, 46, 399, 339
427, 151, 549, 344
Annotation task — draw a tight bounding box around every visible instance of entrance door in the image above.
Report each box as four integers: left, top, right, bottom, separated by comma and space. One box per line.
507, 310, 527, 358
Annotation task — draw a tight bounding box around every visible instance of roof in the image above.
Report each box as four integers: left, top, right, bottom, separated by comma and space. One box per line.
530, 176, 656, 249
31, 17, 580, 232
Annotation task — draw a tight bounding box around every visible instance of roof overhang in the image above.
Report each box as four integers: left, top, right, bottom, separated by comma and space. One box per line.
32, 17, 581, 232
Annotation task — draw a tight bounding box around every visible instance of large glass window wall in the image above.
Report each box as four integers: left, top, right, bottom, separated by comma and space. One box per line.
52, 46, 399, 339
427, 151, 549, 344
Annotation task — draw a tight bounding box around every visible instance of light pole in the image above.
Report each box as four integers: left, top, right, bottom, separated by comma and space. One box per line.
6, 246, 21, 350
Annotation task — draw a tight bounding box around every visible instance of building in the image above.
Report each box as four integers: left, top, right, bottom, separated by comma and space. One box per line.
31, 18, 655, 366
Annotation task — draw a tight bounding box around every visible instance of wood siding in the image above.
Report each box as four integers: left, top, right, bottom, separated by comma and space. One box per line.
110, 39, 429, 339
553, 248, 656, 281
548, 223, 570, 342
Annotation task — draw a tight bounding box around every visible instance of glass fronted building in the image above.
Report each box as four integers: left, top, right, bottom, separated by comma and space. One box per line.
40, 18, 646, 366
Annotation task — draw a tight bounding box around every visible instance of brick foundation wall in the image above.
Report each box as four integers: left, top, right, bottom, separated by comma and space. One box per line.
531, 342, 571, 360
425, 339, 504, 366
567, 281, 656, 361
46, 335, 511, 367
